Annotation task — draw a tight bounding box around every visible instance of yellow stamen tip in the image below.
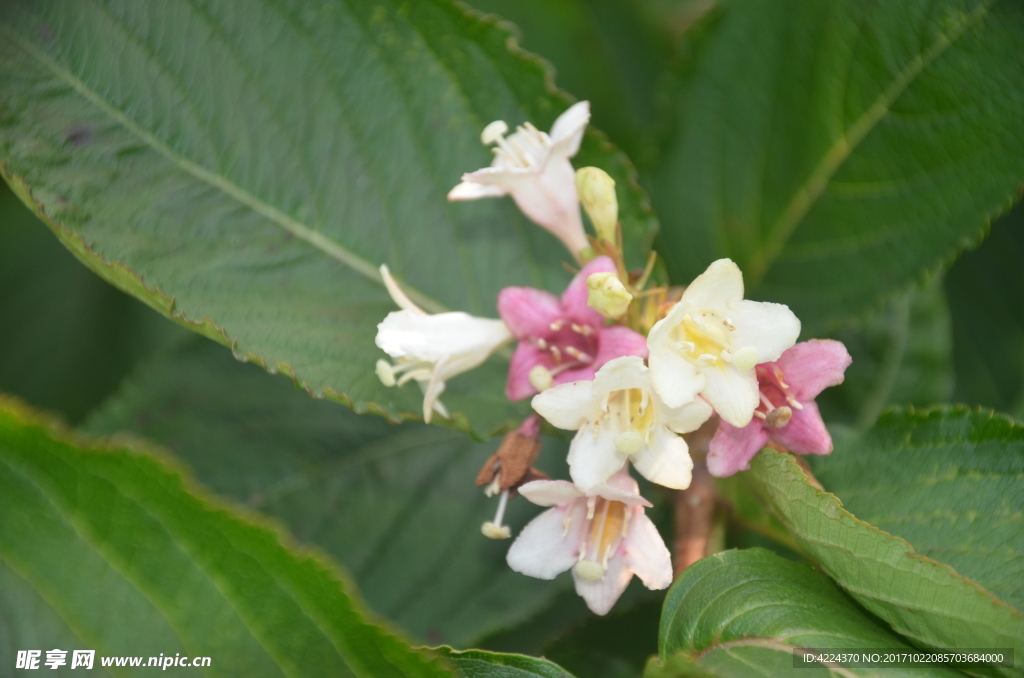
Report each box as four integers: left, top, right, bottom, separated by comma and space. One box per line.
481, 522, 511, 539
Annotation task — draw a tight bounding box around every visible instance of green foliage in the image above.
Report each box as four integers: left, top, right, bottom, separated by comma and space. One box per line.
652, 0, 1024, 333
946, 202, 1024, 417
0, 181, 185, 423
817, 276, 953, 428
439, 648, 577, 678
0, 396, 452, 678
85, 339, 572, 648
813, 407, 1024, 614
0, 0, 655, 438
749, 446, 1023, 674
652, 548, 963, 678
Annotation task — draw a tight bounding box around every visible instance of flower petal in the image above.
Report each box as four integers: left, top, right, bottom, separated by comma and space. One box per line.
548, 101, 590, 158
510, 161, 590, 255
376, 311, 510, 364
507, 503, 586, 580
591, 355, 648, 396
769, 401, 833, 456
702, 365, 759, 427
497, 286, 564, 339
568, 424, 629, 492
774, 339, 852, 401
622, 511, 673, 590
572, 551, 633, 615
660, 397, 714, 435
592, 326, 649, 370
648, 350, 705, 409
554, 364, 598, 386
447, 180, 507, 201
561, 256, 617, 327
728, 299, 801, 364
379, 265, 424, 314
507, 342, 550, 401
632, 427, 693, 490
532, 380, 597, 430
518, 479, 583, 507
681, 259, 744, 308
591, 470, 651, 507
707, 420, 770, 477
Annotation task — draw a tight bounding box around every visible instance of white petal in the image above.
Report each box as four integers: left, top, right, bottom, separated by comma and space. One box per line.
421, 358, 448, 423
568, 424, 629, 492
659, 396, 713, 435
549, 101, 590, 158
507, 504, 587, 580
519, 480, 582, 507
592, 355, 649, 396
681, 259, 744, 308
379, 265, 424, 314
622, 512, 673, 590
702, 365, 759, 428
377, 311, 510, 366
447, 180, 507, 201
572, 551, 632, 615
646, 300, 687, 352
648, 350, 705, 409
631, 428, 693, 490
531, 380, 598, 431
728, 299, 801, 364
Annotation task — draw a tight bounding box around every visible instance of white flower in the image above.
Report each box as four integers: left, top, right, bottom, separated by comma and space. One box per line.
448, 102, 591, 258
375, 265, 512, 423
506, 471, 672, 616
532, 356, 711, 491
647, 259, 801, 427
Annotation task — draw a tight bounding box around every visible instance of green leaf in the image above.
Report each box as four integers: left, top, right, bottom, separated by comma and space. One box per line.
812, 407, 1024, 614
543, 598, 661, 678
0, 180, 186, 423
946, 202, 1024, 417
653, 0, 1024, 332
749, 447, 1024, 672
86, 338, 571, 648
0, 396, 452, 678
463, 0, 672, 170
438, 648, 577, 678
817, 276, 953, 428
651, 548, 965, 678
0, 0, 656, 438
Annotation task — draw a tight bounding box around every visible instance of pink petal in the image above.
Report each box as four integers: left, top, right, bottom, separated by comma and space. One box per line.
592, 325, 648, 368
518, 480, 583, 507
507, 342, 552, 401
561, 256, 616, 327
507, 503, 587, 580
622, 511, 673, 590
572, 551, 633, 615
774, 339, 852, 401
769, 401, 833, 456
707, 420, 770, 477
553, 364, 597, 386
497, 287, 564, 339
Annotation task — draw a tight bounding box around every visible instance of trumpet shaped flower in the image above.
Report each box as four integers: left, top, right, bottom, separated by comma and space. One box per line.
449, 102, 591, 257
375, 265, 512, 423
647, 259, 800, 427
707, 340, 851, 477
499, 256, 647, 401
532, 356, 712, 491
506, 471, 672, 615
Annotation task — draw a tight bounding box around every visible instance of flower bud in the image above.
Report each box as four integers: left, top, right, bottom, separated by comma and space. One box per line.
575, 167, 618, 243
586, 272, 632, 319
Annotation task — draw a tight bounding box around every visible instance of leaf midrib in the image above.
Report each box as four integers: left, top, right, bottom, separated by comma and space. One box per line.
0, 21, 449, 315
747, 0, 997, 284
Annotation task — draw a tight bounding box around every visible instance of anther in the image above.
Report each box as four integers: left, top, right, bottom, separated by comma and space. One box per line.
570, 323, 593, 336
481, 490, 512, 539
549, 319, 565, 332
480, 120, 509, 145
765, 407, 793, 428
375, 360, 396, 387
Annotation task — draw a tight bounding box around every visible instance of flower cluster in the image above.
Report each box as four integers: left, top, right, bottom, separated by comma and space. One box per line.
374, 102, 850, 615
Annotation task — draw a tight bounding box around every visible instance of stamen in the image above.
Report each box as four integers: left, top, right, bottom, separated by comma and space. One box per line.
480, 120, 509, 144
397, 368, 431, 386
481, 490, 511, 540
484, 475, 501, 498
536, 338, 549, 350
570, 323, 593, 336
759, 392, 775, 411
723, 317, 736, 331
786, 396, 804, 410
765, 406, 793, 428
549, 319, 565, 332
375, 360, 396, 387
564, 346, 592, 362
550, 345, 562, 364
754, 410, 767, 420
586, 496, 597, 520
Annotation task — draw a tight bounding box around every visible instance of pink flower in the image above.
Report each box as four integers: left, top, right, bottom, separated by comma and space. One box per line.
498, 256, 648, 401
506, 470, 672, 615
707, 339, 851, 477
